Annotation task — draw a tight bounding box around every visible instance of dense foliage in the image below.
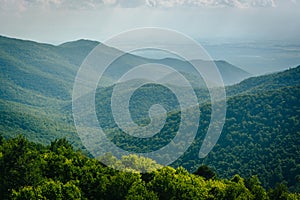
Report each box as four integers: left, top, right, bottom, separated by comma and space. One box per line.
0, 136, 299, 200
178, 85, 300, 191
1, 35, 300, 196
94, 72, 300, 191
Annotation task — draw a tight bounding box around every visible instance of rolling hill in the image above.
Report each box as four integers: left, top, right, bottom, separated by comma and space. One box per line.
0, 35, 251, 144
0, 35, 299, 192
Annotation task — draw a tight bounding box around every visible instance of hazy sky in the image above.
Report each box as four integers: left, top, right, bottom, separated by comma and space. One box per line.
0, 0, 299, 44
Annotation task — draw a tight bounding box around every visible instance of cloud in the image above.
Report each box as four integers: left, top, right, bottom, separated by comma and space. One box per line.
145, 0, 277, 8
0, 0, 105, 11
120, 0, 148, 8
0, 0, 297, 11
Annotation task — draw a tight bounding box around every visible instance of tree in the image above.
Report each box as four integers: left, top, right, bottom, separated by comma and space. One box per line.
223, 175, 254, 199
193, 165, 217, 180
245, 176, 268, 200
268, 183, 290, 200
148, 166, 209, 199
11, 179, 82, 200
125, 181, 159, 200
0, 136, 43, 199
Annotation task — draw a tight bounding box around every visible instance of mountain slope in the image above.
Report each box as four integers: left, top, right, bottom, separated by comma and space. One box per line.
0, 36, 75, 103
156, 58, 251, 85
58, 39, 100, 66
174, 83, 300, 191
191, 59, 251, 85
0, 35, 299, 191
227, 66, 300, 96
94, 66, 300, 191
0, 35, 251, 143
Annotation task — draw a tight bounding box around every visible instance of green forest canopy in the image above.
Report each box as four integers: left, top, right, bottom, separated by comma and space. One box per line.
0, 136, 299, 200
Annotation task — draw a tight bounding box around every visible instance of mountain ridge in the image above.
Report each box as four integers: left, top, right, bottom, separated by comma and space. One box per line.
1, 35, 299, 191
0, 35, 251, 86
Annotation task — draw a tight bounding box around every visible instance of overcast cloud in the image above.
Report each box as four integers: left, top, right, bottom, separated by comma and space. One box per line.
0, 0, 299, 44
0, 0, 297, 10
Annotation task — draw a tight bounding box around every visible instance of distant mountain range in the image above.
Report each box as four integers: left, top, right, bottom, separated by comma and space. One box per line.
0, 35, 299, 191
0, 35, 250, 95
0, 35, 251, 144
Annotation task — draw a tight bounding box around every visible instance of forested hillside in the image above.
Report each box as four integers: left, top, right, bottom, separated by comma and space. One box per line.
176, 83, 300, 191
1, 35, 299, 195
95, 67, 300, 191
0, 136, 299, 200
0, 35, 250, 144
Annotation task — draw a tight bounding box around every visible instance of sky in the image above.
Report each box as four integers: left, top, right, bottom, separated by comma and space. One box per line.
0, 0, 299, 44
